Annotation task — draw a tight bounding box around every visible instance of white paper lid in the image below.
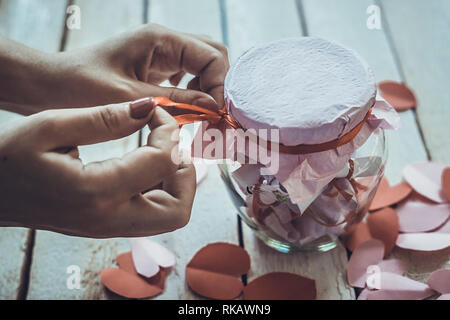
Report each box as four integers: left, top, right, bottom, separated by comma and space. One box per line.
225, 37, 377, 146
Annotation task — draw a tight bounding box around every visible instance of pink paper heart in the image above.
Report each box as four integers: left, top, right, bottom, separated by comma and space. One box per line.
347, 239, 385, 288
396, 233, 450, 251
130, 238, 176, 278
358, 272, 436, 300
397, 197, 450, 233
427, 269, 450, 294
377, 259, 406, 276
403, 162, 448, 203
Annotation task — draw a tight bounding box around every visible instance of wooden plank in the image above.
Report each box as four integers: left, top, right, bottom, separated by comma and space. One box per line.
302, 0, 447, 286
225, 0, 355, 300
26, 0, 144, 299
141, 0, 242, 299
0, 0, 67, 299
377, 0, 450, 280
380, 0, 450, 163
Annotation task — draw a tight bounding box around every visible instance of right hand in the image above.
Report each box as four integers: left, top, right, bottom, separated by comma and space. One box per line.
0, 97, 196, 238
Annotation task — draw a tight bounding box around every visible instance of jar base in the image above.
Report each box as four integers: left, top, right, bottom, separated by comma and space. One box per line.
251, 229, 338, 253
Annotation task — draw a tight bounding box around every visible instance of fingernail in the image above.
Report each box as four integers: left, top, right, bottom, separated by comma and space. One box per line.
130, 97, 155, 119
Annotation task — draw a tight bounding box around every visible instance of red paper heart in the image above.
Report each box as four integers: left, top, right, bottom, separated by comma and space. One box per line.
378, 81, 416, 111
367, 207, 399, 256
186, 242, 250, 300
100, 268, 163, 299
342, 222, 372, 252
369, 177, 412, 211
243, 272, 316, 300
442, 167, 450, 202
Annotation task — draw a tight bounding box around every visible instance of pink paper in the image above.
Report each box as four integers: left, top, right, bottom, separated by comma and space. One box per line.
396, 233, 450, 251
130, 238, 176, 278
427, 269, 450, 294
347, 239, 385, 288
403, 162, 448, 203
358, 272, 436, 300
437, 294, 450, 300
396, 197, 450, 233
377, 259, 406, 276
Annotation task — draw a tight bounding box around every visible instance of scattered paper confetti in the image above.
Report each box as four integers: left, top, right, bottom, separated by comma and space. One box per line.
442, 167, 450, 201
378, 81, 416, 111
186, 242, 250, 300
396, 233, 450, 251
367, 207, 399, 256
243, 272, 316, 300
369, 177, 412, 211
347, 239, 385, 288
427, 269, 450, 294
403, 162, 448, 203
130, 238, 176, 278
396, 196, 449, 233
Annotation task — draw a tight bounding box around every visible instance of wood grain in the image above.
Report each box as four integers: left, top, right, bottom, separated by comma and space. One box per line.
26, 0, 144, 299
225, 0, 355, 300
0, 0, 67, 299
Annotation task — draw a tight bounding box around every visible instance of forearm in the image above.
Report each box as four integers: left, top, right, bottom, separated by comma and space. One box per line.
0, 36, 62, 115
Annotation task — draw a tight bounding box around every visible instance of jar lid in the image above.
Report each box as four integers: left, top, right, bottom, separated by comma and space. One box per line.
225, 37, 377, 146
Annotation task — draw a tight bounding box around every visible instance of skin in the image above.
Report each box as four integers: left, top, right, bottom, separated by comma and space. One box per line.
0, 24, 229, 238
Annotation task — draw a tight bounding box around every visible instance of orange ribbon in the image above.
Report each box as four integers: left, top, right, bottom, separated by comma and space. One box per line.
154, 96, 372, 155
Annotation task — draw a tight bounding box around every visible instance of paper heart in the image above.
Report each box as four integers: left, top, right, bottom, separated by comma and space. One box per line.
243, 272, 316, 300
369, 177, 412, 211
342, 221, 372, 252
186, 242, 250, 300
377, 259, 406, 276
130, 238, 176, 278
442, 167, 450, 201
396, 233, 450, 251
378, 81, 416, 111
403, 162, 448, 203
358, 272, 435, 300
347, 239, 385, 288
427, 269, 450, 294
367, 207, 399, 256
117, 251, 167, 291
396, 196, 449, 233
100, 268, 163, 299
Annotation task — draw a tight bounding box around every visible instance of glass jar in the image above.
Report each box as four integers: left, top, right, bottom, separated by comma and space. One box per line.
219, 128, 387, 253
212, 37, 398, 253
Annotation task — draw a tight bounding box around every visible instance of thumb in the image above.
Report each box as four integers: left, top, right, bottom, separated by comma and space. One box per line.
135, 83, 220, 114
35, 98, 155, 149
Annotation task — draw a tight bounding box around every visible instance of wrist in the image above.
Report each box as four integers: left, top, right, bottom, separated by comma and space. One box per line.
0, 38, 65, 114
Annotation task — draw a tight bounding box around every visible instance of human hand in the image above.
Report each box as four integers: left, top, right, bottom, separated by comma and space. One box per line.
0, 98, 196, 238
0, 24, 229, 114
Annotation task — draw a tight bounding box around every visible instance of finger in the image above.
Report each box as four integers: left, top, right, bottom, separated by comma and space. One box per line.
189, 34, 230, 69
169, 71, 186, 87
33, 98, 155, 150
135, 83, 218, 114
122, 162, 196, 236
170, 34, 229, 107
187, 76, 200, 91
81, 107, 180, 195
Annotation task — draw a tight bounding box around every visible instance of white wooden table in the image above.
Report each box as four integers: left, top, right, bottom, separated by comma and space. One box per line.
0, 0, 449, 300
